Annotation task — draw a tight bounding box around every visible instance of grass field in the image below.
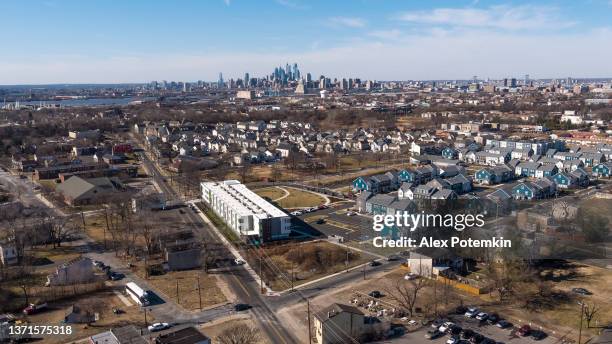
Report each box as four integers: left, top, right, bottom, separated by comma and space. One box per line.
254, 187, 287, 201
275, 188, 326, 209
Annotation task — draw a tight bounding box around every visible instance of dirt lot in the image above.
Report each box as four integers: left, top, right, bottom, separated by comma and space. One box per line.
199, 314, 267, 344
18, 289, 153, 344
244, 240, 374, 291
134, 269, 227, 311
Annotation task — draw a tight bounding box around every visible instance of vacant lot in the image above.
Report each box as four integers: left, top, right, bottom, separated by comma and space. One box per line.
136, 269, 227, 311
244, 240, 372, 291
23, 289, 152, 344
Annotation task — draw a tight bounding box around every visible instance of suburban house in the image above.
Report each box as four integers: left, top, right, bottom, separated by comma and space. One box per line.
46, 257, 95, 286
512, 178, 557, 200
357, 192, 416, 215
592, 162, 612, 177
441, 147, 458, 159
474, 165, 513, 185
56, 176, 125, 206
514, 161, 541, 177
352, 172, 399, 194
407, 249, 464, 278
535, 164, 558, 178
445, 174, 472, 194
314, 303, 385, 344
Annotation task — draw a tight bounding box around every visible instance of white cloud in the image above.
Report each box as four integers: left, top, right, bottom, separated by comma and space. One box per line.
1, 28, 611, 84
368, 29, 402, 40
396, 5, 575, 31
223, 0, 230, 6
275, 0, 307, 10
329, 16, 367, 28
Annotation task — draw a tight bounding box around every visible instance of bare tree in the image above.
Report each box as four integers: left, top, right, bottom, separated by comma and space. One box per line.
385, 277, 430, 317
583, 303, 599, 328
216, 324, 260, 344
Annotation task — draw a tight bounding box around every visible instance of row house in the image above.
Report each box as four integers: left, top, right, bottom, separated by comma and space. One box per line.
515, 161, 541, 177
553, 168, 590, 189
474, 165, 514, 185
512, 178, 557, 200
592, 162, 612, 177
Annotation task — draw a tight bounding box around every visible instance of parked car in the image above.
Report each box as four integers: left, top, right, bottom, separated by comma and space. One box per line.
572, 288, 592, 295
464, 308, 479, 318
234, 303, 251, 311
447, 336, 461, 344
431, 319, 444, 329
496, 320, 512, 329
404, 272, 418, 280
387, 255, 401, 261
368, 291, 382, 298
425, 330, 444, 339
471, 333, 484, 344
449, 325, 462, 335
109, 272, 124, 281
316, 219, 326, 224
346, 211, 356, 216
486, 313, 499, 324
481, 338, 496, 344
456, 305, 468, 314
148, 322, 171, 332
462, 329, 475, 339
439, 321, 455, 333
531, 331, 547, 340
23, 303, 48, 315
476, 312, 489, 321
518, 325, 531, 336
234, 258, 246, 265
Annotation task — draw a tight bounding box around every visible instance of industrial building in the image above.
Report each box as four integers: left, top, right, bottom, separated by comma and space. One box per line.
200, 180, 291, 242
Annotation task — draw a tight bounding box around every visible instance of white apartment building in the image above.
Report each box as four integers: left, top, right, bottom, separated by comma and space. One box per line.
201, 180, 291, 242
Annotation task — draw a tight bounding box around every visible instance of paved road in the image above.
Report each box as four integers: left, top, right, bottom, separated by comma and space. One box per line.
138, 150, 298, 344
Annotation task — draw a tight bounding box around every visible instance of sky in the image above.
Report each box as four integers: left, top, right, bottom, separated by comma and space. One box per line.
1, 0, 612, 84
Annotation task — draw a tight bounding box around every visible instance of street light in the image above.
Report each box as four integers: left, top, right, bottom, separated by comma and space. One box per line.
577, 301, 585, 344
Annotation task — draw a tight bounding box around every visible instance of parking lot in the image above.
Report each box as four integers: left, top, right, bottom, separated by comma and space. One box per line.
382, 312, 558, 344
296, 202, 376, 242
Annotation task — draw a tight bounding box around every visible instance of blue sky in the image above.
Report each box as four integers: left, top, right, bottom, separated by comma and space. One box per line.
1, 0, 611, 84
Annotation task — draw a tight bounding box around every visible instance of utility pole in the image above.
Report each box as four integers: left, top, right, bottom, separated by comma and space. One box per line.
259, 256, 263, 293
176, 279, 180, 304
307, 299, 312, 344
363, 262, 366, 280
578, 302, 585, 344
143, 308, 148, 327
197, 275, 202, 310
291, 263, 295, 292
346, 249, 349, 272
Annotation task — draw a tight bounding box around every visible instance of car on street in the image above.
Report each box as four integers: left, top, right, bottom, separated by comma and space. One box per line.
234, 258, 246, 265
369, 260, 381, 267
234, 303, 252, 311
368, 290, 382, 298
518, 325, 531, 336
496, 320, 512, 329
346, 211, 356, 216
316, 219, 326, 224
425, 330, 444, 339
387, 255, 401, 261
148, 322, 171, 332
572, 287, 592, 295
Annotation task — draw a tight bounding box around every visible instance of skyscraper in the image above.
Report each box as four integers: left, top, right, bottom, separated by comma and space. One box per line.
218, 72, 224, 88
244, 73, 250, 88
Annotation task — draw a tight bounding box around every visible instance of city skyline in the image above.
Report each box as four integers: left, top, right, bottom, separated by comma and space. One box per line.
1, 0, 612, 84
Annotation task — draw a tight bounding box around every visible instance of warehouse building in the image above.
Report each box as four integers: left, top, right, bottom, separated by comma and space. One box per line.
201, 180, 291, 242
